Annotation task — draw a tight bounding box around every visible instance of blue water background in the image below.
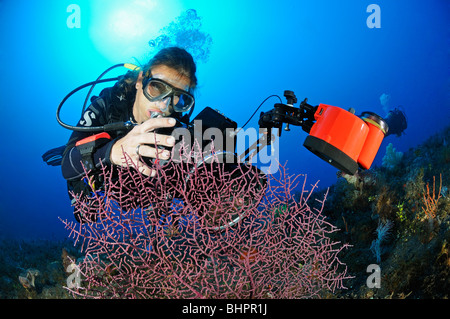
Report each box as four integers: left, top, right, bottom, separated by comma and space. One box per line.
0, 0, 448, 240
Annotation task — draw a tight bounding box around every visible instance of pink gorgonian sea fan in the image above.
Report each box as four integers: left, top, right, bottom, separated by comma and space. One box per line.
61, 146, 351, 299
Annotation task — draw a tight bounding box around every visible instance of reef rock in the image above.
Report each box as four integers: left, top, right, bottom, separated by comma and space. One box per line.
18, 268, 40, 289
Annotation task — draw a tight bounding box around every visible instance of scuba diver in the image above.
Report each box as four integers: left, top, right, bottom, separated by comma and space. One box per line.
53, 47, 198, 222
44, 46, 264, 226
61, 47, 196, 179
379, 93, 408, 137
383, 107, 408, 137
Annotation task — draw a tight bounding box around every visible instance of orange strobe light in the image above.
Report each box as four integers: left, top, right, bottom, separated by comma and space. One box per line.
303, 104, 388, 175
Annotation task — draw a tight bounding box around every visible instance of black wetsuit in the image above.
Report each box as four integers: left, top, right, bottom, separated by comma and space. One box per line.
61, 81, 137, 181
59, 81, 138, 222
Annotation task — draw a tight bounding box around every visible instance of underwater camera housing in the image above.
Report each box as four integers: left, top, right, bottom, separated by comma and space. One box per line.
152, 106, 239, 166
258, 91, 389, 175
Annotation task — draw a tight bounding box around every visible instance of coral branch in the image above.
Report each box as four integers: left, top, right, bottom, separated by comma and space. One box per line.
422, 174, 442, 219
60, 146, 351, 299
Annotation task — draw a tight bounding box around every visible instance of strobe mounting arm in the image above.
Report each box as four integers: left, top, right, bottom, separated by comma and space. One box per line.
258, 90, 318, 138
239, 90, 318, 162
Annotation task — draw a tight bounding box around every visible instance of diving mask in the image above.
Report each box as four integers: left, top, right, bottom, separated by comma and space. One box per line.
142, 77, 195, 113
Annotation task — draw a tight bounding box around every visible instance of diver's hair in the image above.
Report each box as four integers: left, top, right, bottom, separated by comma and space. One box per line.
147, 47, 197, 88
118, 47, 197, 95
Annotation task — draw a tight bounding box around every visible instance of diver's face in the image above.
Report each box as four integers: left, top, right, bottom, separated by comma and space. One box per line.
133, 65, 191, 123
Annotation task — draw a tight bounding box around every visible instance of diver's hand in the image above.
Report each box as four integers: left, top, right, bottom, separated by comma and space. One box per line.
110, 117, 176, 176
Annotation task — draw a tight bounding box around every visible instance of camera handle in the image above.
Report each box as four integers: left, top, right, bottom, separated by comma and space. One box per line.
239, 90, 318, 162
